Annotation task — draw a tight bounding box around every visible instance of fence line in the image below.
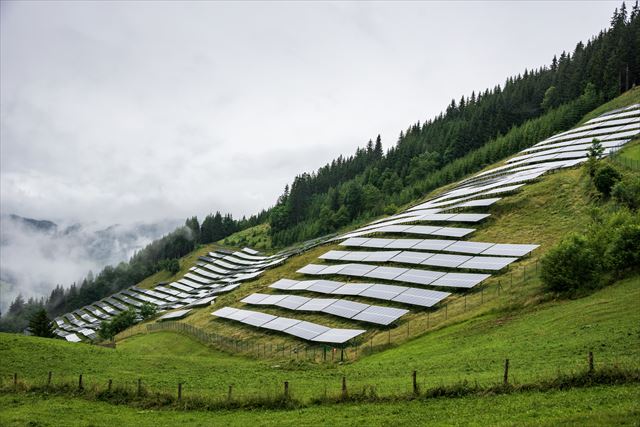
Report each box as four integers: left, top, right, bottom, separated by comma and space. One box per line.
115, 258, 540, 363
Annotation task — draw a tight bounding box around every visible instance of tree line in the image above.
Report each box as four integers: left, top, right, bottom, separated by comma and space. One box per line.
268, 3, 640, 246
0, 209, 267, 333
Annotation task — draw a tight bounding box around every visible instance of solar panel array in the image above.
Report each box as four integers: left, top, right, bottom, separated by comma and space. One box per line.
211, 307, 365, 343
241, 292, 409, 325
53, 247, 290, 342
223, 105, 636, 342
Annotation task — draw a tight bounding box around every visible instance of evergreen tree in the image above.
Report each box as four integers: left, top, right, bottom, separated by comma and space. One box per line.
28, 308, 55, 338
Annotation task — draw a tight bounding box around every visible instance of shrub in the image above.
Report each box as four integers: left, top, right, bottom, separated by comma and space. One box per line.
99, 309, 138, 339
612, 175, 640, 210
593, 164, 622, 197
540, 233, 602, 294
139, 303, 157, 320
604, 223, 640, 273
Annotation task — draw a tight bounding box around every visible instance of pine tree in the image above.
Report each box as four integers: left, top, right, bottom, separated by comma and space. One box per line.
28, 308, 55, 338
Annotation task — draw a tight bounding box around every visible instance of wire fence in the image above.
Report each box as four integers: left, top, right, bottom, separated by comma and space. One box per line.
610, 149, 640, 170
115, 258, 541, 363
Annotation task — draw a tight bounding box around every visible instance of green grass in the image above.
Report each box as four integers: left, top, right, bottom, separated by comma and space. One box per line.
1, 384, 639, 426
2, 274, 638, 401
578, 86, 640, 124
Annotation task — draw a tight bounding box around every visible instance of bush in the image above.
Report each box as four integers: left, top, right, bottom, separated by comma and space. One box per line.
540, 233, 602, 294
604, 223, 640, 273
99, 309, 138, 339
139, 303, 157, 320
593, 164, 622, 197
612, 175, 640, 210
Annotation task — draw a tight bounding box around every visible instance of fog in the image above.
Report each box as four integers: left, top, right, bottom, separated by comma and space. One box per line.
0, 215, 179, 313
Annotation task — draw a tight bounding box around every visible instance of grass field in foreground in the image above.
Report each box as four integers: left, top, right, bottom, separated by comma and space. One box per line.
1, 384, 639, 426
1, 275, 638, 401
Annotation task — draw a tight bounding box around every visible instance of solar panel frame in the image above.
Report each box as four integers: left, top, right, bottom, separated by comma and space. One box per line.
481, 243, 539, 256
241, 311, 278, 327
276, 295, 312, 310
364, 266, 407, 280
360, 283, 407, 300
352, 305, 409, 326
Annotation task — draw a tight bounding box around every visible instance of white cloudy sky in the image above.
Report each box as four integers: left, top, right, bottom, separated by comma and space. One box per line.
1, 1, 616, 225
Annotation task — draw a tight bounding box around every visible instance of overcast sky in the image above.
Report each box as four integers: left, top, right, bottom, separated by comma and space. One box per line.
1, 1, 617, 226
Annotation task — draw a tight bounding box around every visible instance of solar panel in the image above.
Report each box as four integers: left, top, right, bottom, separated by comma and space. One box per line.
312, 328, 366, 344
341, 251, 372, 261
338, 263, 377, 276
384, 238, 422, 249
341, 237, 372, 246
451, 213, 490, 222
276, 295, 311, 310
226, 309, 256, 322
211, 307, 240, 319
451, 198, 501, 208
352, 305, 409, 326
363, 265, 406, 280
411, 239, 455, 251
422, 253, 472, 268
261, 317, 301, 331
395, 269, 446, 285
391, 251, 433, 265
257, 294, 290, 305
65, 333, 82, 343
331, 283, 374, 296
360, 284, 407, 300
432, 272, 491, 288
363, 250, 401, 262
297, 264, 327, 275
320, 250, 349, 260
241, 312, 278, 327
241, 293, 270, 304
284, 321, 330, 340
307, 280, 344, 293
158, 309, 192, 321
270, 278, 299, 290
363, 238, 395, 248
430, 227, 475, 238
322, 299, 369, 318
392, 287, 450, 307
481, 243, 539, 256
458, 256, 517, 271
297, 298, 339, 312
444, 241, 495, 254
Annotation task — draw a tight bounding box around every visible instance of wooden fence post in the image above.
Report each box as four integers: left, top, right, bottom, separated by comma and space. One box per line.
228, 385, 233, 401
341, 376, 347, 398
137, 378, 142, 396
108, 379, 112, 392
284, 381, 289, 398
412, 370, 418, 395
13, 373, 17, 388
503, 359, 510, 385
178, 383, 182, 401
78, 374, 83, 390
47, 371, 52, 387
588, 351, 594, 373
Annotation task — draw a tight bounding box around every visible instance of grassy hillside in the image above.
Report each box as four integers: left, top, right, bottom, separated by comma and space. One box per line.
2, 274, 638, 400
1, 385, 638, 426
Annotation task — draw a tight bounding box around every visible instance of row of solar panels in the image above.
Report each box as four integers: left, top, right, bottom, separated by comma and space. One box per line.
53, 247, 283, 342
241, 292, 409, 325
212, 307, 366, 344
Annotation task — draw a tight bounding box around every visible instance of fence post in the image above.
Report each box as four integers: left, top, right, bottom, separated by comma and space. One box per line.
178, 383, 182, 401
503, 359, 510, 385
412, 370, 418, 395
108, 379, 112, 392
464, 295, 467, 311
341, 376, 347, 399
481, 288, 484, 304
13, 373, 17, 388
137, 378, 142, 396
78, 374, 83, 391
340, 347, 344, 362
228, 384, 233, 401
388, 329, 391, 345
284, 381, 289, 399
445, 303, 448, 320
588, 351, 594, 373
47, 371, 52, 387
